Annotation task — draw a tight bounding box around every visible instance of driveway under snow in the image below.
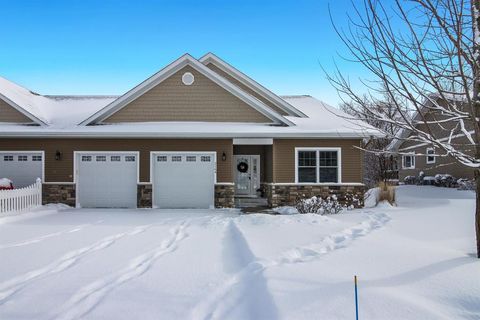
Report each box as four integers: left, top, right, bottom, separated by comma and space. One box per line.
0, 186, 478, 319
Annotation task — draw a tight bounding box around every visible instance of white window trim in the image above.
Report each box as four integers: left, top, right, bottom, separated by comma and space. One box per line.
426, 147, 436, 164
0, 150, 45, 182
294, 147, 342, 184
402, 152, 416, 169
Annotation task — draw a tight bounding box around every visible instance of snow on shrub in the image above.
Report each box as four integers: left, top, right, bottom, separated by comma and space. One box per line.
295, 195, 344, 215
434, 174, 456, 188
404, 175, 417, 185
457, 178, 475, 191
0, 178, 13, 188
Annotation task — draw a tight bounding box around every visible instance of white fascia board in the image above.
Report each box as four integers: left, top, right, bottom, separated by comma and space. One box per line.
0, 94, 48, 126
233, 138, 273, 145
0, 131, 374, 139
79, 54, 293, 127
199, 53, 307, 118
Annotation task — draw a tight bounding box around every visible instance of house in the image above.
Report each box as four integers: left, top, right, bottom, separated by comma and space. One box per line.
389, 95, 476, 181
0, 53, 379, 209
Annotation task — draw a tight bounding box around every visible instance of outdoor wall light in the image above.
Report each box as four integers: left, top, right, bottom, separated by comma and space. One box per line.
55, 150, 62, 161
222, 152, 227, 161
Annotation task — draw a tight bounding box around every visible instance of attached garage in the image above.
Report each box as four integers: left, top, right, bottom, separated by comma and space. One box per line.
75, 152, 139, 208
0, 151, 44, 188
151, 152, 216, 209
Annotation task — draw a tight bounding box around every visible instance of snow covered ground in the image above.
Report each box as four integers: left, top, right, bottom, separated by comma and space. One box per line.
0, 186, 478, 319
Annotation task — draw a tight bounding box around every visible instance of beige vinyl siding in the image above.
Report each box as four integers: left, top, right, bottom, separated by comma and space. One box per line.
103, 66, 272, 123
0, 139, 233, 183
0, 99, 33, 123
205, 62, 289, 116
398, 103, 475, 179
399, 135, 475, 179
272, 139, 363, 183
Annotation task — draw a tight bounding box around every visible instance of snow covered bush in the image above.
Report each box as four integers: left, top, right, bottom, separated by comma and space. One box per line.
295, 196, 343, 215
457, 179, 475, 191
404, 176, 417, 185
434, 174, 457, 188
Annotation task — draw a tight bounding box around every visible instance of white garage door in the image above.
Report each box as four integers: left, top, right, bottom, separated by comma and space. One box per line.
152, 152, 216, 209
76, 152, 138, 208
0, 152, 43, 188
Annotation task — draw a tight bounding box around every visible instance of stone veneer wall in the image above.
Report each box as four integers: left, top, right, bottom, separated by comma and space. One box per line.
265, 184, 366, 208
42, 183, 235, 208
42, 184, 76, 206
137, 184, 152, 208
215, 184, 235, 208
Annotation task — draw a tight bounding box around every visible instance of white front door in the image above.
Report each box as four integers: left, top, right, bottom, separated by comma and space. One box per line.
234, 155, 260, 196
76, 152, 138, 208
152, 152, 216, 209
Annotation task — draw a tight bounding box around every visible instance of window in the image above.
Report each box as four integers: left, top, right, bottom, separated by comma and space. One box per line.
201, 155, 211, 162
296, 149, 340, 183
157, 155, 167, 162
32, 155, 42, 161
3, 155, 13, 161
96, 155, 106, 162
297, 151, 317, 182
111, 156, 121, 162
319, 151, 338, 183
18, 155, 28, 161
402, 153, 415, 169
81, 155, 92, 162
186, 156, 196, 162
125, 156, 136, 162
172, 156, 182, 162
426, 148, 435, 164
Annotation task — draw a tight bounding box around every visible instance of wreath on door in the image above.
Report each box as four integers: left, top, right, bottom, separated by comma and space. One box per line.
237, 161, 249, 173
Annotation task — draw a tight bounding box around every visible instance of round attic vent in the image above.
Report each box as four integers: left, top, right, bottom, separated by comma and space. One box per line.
182, 72, 195, 85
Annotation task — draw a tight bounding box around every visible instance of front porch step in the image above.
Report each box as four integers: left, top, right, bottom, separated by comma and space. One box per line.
234, 197, 269, 208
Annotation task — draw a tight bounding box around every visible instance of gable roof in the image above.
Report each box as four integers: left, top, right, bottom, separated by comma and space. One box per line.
0, 76, 49, 125
199, 53, 307, 118
0, 96, 381, 138
80, 54, 294, 126
388, 93, 469, 152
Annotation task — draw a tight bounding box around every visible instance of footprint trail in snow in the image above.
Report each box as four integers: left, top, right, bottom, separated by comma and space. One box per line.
54, 220, 189, 320
0, 220, 104, 250
192, 212, 390, 320
0, 224, 150, 306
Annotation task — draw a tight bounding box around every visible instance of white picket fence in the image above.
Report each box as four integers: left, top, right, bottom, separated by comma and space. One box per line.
0, 178, 42, 214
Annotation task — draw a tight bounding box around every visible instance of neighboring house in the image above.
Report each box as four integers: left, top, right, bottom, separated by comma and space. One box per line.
0, 53, 378, 209
390, 95, 476, 181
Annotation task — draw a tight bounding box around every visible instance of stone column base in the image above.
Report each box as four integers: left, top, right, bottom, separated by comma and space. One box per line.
42, 183, 76, 207
215, 184, 235, 208
138, 184, 152, 208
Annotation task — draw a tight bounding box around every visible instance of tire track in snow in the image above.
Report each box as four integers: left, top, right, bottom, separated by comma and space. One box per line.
0, 220, 104, 250
0, 224, 151, 306
192, 212, 390, 320
192, 220, 278, 320
53, 220, 189, 320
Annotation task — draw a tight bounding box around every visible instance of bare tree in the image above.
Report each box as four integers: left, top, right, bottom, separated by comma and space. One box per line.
327, 0, 480, 257
341, 95, 401, 188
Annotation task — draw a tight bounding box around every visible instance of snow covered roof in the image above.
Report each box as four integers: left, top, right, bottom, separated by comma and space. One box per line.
0, 94, 381, 138
0, 54, 382, 139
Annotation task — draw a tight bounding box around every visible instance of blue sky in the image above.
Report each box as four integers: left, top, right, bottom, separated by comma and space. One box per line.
0, 0, 371, 107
